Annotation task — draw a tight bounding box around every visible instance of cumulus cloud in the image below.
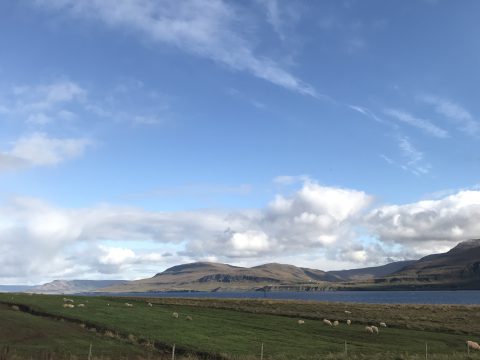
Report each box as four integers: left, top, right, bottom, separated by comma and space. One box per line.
0, 133, 92, 171
0, 181, 372, 282
34, 0, 319, 98
366, 190, 480, 255
2, 178, 480, 283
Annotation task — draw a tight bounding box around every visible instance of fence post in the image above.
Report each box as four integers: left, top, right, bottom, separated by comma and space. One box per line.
88, 343, 92, 360
171, 343, 176, 360
425, 342, 428, 360
345, 340, 348, 356
260, 342, 264, 360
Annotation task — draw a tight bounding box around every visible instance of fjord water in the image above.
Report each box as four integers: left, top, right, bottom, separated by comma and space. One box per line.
100, 290, 480, 304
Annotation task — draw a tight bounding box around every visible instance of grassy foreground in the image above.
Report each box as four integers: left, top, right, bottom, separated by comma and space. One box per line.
1, 293, 480, 359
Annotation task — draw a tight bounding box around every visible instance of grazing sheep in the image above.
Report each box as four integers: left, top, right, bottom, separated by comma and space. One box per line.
125, 303, 133, 307
371, 326, 379, 334
333, 320, 339, 326
323, 319, 332, 326
297, 320, 305, 324
186, 316, 193, 321
77, 304, 85, 308
346, 319, 351, 325
107, 303, 110, 306
467, 341, 480, 351
380, 322, 387, 328
172, 312, 179, 318
344, 310, 351, 314
63, 298, 74, 303
147, 302, 153, 307
365, 326, 374, 334
11, 305, 20, 311
63, 304, 74, 308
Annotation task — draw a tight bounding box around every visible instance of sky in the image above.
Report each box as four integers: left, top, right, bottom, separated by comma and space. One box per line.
1, 0, 480, 284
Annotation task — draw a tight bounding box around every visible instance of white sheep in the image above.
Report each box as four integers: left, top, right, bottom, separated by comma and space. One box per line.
297, 320, 305, 325
379, 322, 387, 328
346, 319, 351, 325
125, 303, 133, 307
77, 304, 85, 308
63, 298, 74, 303
365, 326, 374, 334
172, 312, 179, 318
323, 319, 332, 326
371, 325, 379, 334
147, 302, 153, 307
344, 310, 351, 314
186, 315, 193, 321
333, 320, 339, 326
63, 304, 74, 308
467, 340, 480, 351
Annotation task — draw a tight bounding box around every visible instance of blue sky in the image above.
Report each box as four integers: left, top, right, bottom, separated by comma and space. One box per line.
1, 0, 480, 284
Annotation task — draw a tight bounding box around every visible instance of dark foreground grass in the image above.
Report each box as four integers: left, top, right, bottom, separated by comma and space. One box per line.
1, 294, 480, 360
0, 304, 151, 359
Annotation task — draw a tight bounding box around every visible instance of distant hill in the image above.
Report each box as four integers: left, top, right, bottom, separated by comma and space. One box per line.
99, 262, 344, 293
375, 239, 480, 289
329, 260, 416, 281
0, 285, 33, 293
99, 260, 423, 293
30, 280, 127, 294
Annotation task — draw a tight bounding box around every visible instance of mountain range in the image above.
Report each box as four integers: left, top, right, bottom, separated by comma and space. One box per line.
10, 239, 480, 293
99, 239, 480, 292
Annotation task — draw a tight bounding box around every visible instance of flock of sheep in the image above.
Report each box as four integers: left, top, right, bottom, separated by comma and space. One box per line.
58, 298, 480, 352
62, 298, 194, 321
296, 309, 389, 335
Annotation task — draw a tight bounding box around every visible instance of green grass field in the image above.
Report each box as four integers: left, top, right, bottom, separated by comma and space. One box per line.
1, 293, 480, 359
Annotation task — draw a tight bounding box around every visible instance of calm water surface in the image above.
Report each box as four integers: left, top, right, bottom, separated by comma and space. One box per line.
93, 290, 480, 305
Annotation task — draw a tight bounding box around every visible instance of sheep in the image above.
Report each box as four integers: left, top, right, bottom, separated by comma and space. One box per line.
186, 315, 193, 321
11, 305, 20, 311
346, 319, 351, 325
365, 326, 374, 334
333, 320, 339, 326
77, 304, 85, 308
344, 310, 351, 314
371, 326, 379, 334
63, 304, 74, 308
125, 303, 133, 307
323, 319, 332, 326
63, 298, 74, 303
107, 303, 110, 306
147, 302, 153, 307
297, 320, 305, 325
172, 312, 179, 318
467, 340, 480, 351
379, 322, 387, 328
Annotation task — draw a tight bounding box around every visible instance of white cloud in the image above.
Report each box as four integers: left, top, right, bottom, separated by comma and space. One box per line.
366, 190, 480, 255
9, 81, 86, 125
273, 174, 310, 186
397, 136, 431, 176
0, 180, 372, 282
0, 133, 92, 170
384, 108, 449, 138
34, 0, 319, 98
3, 176, 480, 283
349, 105, 384, 123
419, 95, 480, 136
259, 0, 301, 41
